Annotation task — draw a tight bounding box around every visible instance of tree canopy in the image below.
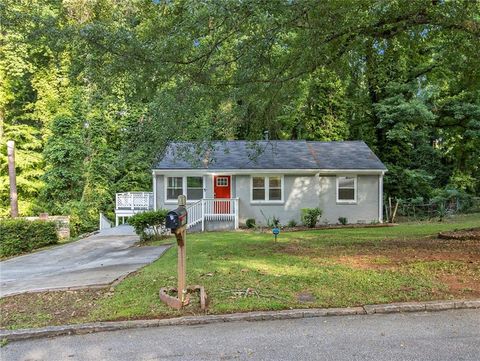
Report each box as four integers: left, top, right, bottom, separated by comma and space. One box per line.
1, 0, 479, 231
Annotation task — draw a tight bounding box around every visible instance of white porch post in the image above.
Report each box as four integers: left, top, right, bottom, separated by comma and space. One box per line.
201, 199, 205, 232
130, 193, 134, 210
234, 198, 239, 229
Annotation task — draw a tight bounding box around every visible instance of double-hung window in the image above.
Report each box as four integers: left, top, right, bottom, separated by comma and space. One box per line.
166, 176, 204, 202
251, 175, 283, 203
186, 177, 203, 200
166, 177, 183, 201
336, 176, 357, 203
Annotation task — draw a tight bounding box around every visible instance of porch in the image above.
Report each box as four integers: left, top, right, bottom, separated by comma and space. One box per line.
114, 192, 239, 230
115, 192, 154, 226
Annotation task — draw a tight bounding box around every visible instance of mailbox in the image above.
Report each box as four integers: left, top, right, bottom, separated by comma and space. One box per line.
166, 207, 188, 230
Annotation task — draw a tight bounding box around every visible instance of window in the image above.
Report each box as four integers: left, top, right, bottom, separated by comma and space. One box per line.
252, 177, 265, 200
166, 176, 204, 201
337, 176, 356, 203
216, 177, 229, 187
251, 176, 283, 202
187, 177, 203, 200
269, 176, 282, 201
166, 177, 183, 200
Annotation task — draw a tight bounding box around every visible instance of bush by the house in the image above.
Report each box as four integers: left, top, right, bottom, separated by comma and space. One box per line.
301, 208, 322, 228
0, 219, 59, 257
245, 218, 256, 228
338, 217, 348, 225
287, 219, 297, 227
269, 216, 280, 228
128, 210, 168, 241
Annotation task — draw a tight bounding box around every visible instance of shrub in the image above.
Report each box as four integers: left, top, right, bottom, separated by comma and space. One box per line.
338, 217, 348, 225
0, 219, 59, 257
128, 210, 168, 241
301, 208, 322, 228
287, 219, 297, 227
259, 210, 281, 228
245, 218, 256, 228
270, 216, 280, 228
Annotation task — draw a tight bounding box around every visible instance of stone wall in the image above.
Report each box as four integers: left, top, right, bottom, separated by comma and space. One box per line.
24, 215, 70, 239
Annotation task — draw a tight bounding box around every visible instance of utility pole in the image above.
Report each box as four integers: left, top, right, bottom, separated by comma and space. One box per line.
7, 140, 19, 217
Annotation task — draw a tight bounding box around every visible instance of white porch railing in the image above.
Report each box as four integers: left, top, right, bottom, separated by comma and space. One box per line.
115, 192, 154, 225
187, 198, 239, 231
114, 193, 238, 231
115, 192, 154, 210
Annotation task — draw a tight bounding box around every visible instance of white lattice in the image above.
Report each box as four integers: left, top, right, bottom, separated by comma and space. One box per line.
116, 192, 153, 210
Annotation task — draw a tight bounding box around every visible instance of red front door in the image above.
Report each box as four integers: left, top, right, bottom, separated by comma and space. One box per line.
213, 175, 231, 213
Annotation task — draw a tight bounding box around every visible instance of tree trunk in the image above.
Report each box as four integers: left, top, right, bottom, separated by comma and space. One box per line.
7, 140, 19, 217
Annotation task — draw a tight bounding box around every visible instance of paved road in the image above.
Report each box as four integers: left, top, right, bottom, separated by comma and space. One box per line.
2, 310, 479, 361
0, 225, 170, 297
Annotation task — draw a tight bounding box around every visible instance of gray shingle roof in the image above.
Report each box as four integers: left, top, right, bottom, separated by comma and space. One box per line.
153, 140, 386, 170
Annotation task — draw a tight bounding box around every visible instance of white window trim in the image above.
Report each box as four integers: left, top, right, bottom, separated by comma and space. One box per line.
250, 175, 284, 204
164, 176, 205, 203
336, 175, 357, 204
216, 176, 229, 187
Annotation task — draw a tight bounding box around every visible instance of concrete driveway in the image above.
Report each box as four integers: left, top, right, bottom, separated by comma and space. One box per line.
0, 225, 171, 297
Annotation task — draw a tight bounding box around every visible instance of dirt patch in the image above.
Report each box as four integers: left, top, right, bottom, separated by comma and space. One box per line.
437, 274, 480, 298
0, 289, 109, 328
296, 291, 316, 303
333, 255, 394, 270
322, 238, 480, 270
278, 236, 480, 262
438, 227, 480, 240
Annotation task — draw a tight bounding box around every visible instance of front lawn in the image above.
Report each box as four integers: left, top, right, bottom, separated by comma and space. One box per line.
1, 213, 479, 329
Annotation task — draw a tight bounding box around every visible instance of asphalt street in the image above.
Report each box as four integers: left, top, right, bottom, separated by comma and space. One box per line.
2, 309, 479, 361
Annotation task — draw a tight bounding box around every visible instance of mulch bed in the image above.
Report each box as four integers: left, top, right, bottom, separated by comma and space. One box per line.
240, 223, 396, 233
438, 227, 480, 240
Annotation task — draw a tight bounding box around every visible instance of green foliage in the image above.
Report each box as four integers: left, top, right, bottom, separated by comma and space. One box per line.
128, 210, 168, 241
0, 219, 58, 257
0, 0, 479, 229
301, 208, 322, 228
287, 219, 297, 227
270, 216, 280, 228
41, 115, 86, 211
245, 218, 256, 229
338, 217, 348, 225
259, 210, 281, 228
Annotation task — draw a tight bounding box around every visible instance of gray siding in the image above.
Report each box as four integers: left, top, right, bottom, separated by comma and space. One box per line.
236, 174, 380, 226
155, 173, 381, 226
318, 175, 379, 224
236, 174, 319, 226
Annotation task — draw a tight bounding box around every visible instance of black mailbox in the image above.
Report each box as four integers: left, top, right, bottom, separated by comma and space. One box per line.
166, 207, 188, 230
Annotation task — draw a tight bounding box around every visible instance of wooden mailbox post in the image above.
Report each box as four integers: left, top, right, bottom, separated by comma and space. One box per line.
159, 195, 207, 310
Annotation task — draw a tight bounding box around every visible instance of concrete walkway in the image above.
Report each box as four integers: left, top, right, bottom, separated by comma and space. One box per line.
0, 225, 171, 297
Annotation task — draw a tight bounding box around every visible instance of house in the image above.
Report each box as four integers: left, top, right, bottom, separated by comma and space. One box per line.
115, 140, 387, 230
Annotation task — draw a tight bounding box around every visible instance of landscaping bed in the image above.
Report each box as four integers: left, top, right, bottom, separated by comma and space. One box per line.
1, 213, 479, 330
240, 222, 396, 233
438, 227, 480, 240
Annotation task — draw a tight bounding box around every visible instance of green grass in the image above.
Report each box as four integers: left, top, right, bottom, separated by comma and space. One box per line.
89, 213, 480, 320
1, 213, 479, 329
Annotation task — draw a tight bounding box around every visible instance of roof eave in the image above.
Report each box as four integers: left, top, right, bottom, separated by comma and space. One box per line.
152, 168, 387, 175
